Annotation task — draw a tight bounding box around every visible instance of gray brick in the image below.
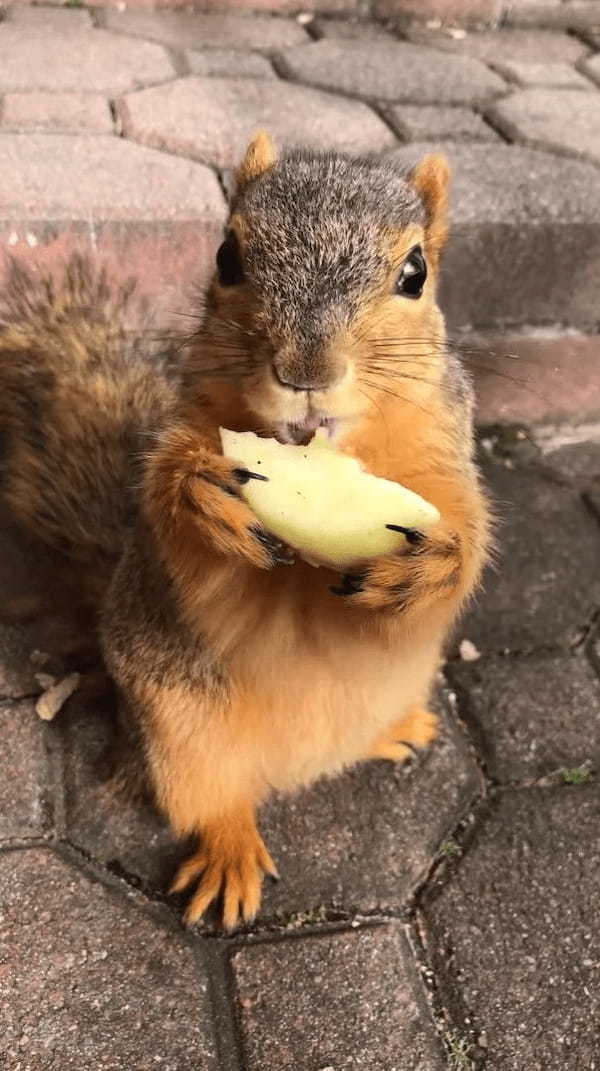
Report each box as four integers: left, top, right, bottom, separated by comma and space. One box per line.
0, 701, 53, 839
386, 103, 498, 140
118, 76, 396, 170
275, 40, 506, 104
423, 787, 600, 1069
233, 926, 445, 1070
486, 88, 600, 164
0, 849, 218, 1068
581, 51, 600, 86
258, 695, 479, 917
447, 654, 600, 780
101, 9, 307, 51
404, 26, 588, 63
389, 142, 600, 328
185, 48, 275, 78
505, 0, 600, 30
461, 458, 600, 651
0, 27, 174, 94
1, 92, 114, 134
491, 60, 593, 87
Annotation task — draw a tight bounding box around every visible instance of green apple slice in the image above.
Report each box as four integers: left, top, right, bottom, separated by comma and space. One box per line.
220, 428, 440, 569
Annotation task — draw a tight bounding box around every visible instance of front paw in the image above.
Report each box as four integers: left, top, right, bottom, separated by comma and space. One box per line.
331, 525, 462, 613
182, 454, 295, 569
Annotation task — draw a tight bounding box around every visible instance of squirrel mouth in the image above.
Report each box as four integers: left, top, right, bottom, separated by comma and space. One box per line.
275, 417, 338, 446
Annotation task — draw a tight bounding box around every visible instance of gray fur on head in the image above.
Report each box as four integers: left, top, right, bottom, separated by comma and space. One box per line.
233, 149, 424, 357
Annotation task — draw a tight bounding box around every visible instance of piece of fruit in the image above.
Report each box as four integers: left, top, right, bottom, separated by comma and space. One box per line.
219, 428, 440, 569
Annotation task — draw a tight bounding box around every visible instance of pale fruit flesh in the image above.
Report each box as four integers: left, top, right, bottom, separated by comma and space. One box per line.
219, 428, 440, 570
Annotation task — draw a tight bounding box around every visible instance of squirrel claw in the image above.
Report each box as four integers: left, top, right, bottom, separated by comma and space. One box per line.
330, 571, 366, 597
386, 524, 425, 546
233, 468, 269, 485
251, 526, 295, 566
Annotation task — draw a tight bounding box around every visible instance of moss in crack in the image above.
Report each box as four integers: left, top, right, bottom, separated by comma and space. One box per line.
560, 766, 594, 785
446, 1031, 475, 1070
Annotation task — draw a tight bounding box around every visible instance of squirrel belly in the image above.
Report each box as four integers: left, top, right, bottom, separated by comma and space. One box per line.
0, 135, 492, 930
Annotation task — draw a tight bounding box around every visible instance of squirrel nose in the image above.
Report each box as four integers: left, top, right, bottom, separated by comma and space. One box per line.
273, 365, 319, 392
272, 355, 346, 392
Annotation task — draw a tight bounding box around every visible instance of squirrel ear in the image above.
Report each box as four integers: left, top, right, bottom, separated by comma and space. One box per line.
236, 131, 277, 193
409, 153, 450, 258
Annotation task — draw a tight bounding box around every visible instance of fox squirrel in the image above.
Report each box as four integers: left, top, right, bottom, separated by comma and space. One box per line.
0, 133, 490, 929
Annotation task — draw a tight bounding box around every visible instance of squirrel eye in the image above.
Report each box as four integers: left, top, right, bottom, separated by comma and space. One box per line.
395, 246, 427, 300
216, 231, 244, 287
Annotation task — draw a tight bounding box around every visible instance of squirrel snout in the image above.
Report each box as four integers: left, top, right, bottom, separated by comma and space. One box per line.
272, 354, 347, 394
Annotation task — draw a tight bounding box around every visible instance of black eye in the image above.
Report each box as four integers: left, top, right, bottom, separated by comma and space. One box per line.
216, 231, 244, 287
395, 246, 427, 299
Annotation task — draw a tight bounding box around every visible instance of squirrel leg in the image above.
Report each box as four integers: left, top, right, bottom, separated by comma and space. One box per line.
170, 805, 278, 929
367, 706, 440, 762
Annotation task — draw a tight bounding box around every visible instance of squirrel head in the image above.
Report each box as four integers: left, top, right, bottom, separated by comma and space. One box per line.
195, 133, 451, 445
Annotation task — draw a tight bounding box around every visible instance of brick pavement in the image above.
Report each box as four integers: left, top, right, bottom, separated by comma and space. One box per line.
1, 5, 600, 1070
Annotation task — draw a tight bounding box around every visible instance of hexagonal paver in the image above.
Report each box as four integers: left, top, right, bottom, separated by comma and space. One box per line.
404, 26, 588, 64
447, 653, 600, 781
388, 142, 600, 329
185, 48, 275, 78
257, 695, 479, 919
462, 458, 600, 652
0, 27, 174, 94
0, 134, 226, 324
101, 9, 308, 50
275, 40, 506, 104
118, 77, 396, 170
486, 89, 600, 165
60, 688, 184, 892
491, 60, 593, 88
232, 926, 445, 1070
386, 104, 497, 141
0, 700, 53, 840
1, 92, 114, 134
423, 786, 600, 1068
0, 848, 218, 1068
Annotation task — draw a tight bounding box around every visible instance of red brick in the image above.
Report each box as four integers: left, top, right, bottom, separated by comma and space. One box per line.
118, 76, 396, 169
471, 333, 600, 426
0, 134, 226, 324
6, 6, 94, 31
2, 92, 113, 134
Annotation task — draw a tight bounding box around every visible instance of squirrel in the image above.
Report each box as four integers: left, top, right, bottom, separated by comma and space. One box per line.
0, 133, 491, 929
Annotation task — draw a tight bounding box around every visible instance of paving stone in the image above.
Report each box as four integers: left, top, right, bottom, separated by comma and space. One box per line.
185, 48, 275, 77
275, 39, 506, 103
404, 26, 588, 63
0, 848, 218, 1068
423, 786, 600, 1068
491, 59, 593, 87
374, 0, 502, 21
486, 88, 600, 164
461, 458, 600, 651
101, 9, 307, 50
5, 5, 94, 32
233, 925, 445, 1070
388, 142, 600, 328
0, 700, 53, 839
0, 134, 226, 325
1, 92, 114, 134
0, 26, 174, 94
542, 439, 600, 486
118, 77, 396, 170
506, 0, 600, 30
386, 103, 498, 140
311, 15, 396, 39
581, 50, 600, 85
60, 689, 185, 892
471, 334, 600, 426
447, 653, 600, 780
257, 695, 479, 918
